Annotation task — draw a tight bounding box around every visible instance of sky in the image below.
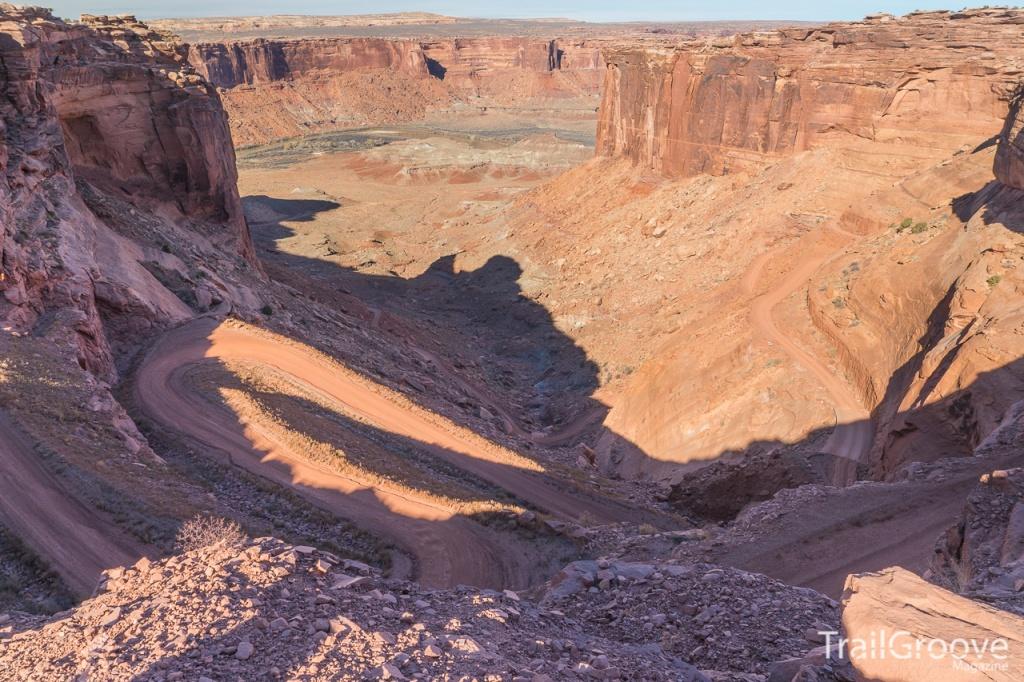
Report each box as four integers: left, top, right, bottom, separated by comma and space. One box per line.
40, 1, 971, 23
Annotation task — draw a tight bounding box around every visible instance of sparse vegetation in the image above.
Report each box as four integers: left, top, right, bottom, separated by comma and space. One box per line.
174, 515, 247, 553
0, 524, 74, 614
987, 274, 1002, 287
898, 217, 914, 231
260, 304, 274, 316
910, 222, 928, 234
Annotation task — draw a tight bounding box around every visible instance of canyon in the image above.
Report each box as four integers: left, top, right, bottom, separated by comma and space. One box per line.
0, 5, 1023, 681
182, 35, 604, 146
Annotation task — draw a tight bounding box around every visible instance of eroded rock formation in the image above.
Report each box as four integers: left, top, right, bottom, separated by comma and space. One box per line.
0, 8, 253, 379
189, 37, 429, 88
597, 9, 1024, 177
575, 9, 1024, 488
184, 36, 604, 146
0, 6, 263, 590
842, 567, 1024, 681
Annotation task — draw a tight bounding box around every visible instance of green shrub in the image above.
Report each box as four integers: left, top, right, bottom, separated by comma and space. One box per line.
911, 222, 928, 234
260, 305, 274, 316
987, 275, 1001, 288
899, 217, 914, 230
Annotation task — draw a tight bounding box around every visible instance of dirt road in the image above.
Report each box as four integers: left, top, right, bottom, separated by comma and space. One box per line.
744, 231, 872, 483
0, 414, 145, 597
709, 470, 983, 597
133, 317, 649, 588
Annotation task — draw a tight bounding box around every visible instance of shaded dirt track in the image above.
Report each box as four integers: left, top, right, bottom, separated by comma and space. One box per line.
711, 470, 984, 598
133, 317, 653, 588
0, 414, 145, 597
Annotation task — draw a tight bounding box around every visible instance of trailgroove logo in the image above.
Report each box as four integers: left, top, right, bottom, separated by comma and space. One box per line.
820, 630, 1011, 672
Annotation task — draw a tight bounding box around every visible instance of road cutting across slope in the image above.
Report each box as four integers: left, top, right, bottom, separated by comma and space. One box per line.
133, 316, 650, 588
0, 414, 146, 597
744, 229, 872, 483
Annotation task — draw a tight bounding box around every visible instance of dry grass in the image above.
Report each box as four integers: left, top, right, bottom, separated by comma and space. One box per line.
175, 516, 247, 553
217, 380, 523, 516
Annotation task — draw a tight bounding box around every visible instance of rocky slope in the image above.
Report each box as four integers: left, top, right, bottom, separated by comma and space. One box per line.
185, 36, 603, 146
0, 6, 280, 596
0, 535, 837, 680
572, 9, 1024, 486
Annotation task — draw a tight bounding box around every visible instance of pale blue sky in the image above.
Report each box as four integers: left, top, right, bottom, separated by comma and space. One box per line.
41, 1, 969, 22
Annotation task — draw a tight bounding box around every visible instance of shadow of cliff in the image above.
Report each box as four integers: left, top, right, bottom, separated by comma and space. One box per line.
247, 195, 603, 437
244, 194, 1024, 519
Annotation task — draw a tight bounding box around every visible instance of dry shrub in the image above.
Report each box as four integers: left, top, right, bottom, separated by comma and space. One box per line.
175, 515, 246, 553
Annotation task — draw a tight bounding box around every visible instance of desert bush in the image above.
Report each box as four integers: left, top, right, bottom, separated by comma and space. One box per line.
175, 515, 246, 553
899, 217, 914, 230
911, 222, 928, 234
987, 275, 1002, 287
260, 304, 274, 316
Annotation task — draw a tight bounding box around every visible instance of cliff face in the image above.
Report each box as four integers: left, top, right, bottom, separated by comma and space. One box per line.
0, 7, 268, 590
189, 37, 428, 88
597, 9, 1024, 177
552, 9, 1024, 490
0, 7, 255, 380
995, 87, 1024, 190
184, 36, 603, 146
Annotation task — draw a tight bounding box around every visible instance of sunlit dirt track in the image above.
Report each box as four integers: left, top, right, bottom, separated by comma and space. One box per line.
133, 316, 650, 588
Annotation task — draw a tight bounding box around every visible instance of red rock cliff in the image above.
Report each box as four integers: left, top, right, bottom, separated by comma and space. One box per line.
597, 9, 1024, 177
995, 86, 1024, 190
0, 8, 256, 379
188, 37, 429, 88
183, 36, 604, 145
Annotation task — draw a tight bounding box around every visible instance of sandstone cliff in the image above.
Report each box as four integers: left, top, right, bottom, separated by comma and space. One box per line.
189, 37, 429, 88
184, 36, 603, 146
1, 7, 252, 380
995, 86, 1024, 190
482, 9, 1024, 492
0, 7, 264, 591
597, 9, 1024, 177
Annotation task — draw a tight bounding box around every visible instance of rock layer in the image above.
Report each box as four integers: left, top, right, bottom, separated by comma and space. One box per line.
184, 36, 604, 146
0, 8, 252, 379
597, 9, 1024, 177
842, 567, 1024, 681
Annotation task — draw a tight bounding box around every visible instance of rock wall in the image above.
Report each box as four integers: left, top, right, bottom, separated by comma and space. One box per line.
995, 86, 1024, 190
188, 37, 429, 88
582, 8, 1024, 487
183, 36, 604, 146
0, 7, 255, 379
597, 9, 1024, 177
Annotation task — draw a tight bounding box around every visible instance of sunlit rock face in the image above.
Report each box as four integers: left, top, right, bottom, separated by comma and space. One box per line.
183, 36, 603, 146
597, 9, 1024, 178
